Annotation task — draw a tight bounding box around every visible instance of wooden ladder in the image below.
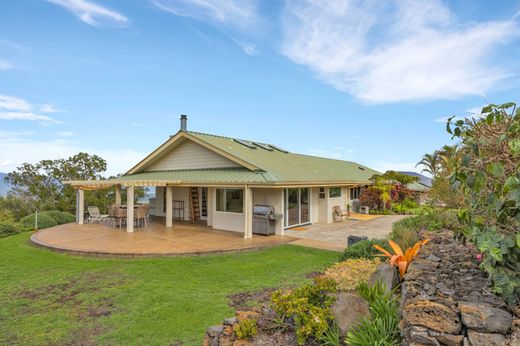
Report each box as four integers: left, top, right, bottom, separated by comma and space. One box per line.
189, 187, 200, 221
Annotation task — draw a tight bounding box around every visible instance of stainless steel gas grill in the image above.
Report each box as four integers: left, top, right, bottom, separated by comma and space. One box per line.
252, 204, 282, 235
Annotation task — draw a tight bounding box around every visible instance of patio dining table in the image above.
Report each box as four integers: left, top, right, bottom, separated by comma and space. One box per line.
108, 204, 150, 229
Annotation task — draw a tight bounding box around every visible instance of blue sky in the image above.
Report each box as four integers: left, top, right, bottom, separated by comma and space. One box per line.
1, 0, 520, 176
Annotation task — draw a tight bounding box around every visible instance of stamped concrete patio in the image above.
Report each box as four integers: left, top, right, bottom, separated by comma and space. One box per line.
286, 215, 406, 252
31, 219, 294, 257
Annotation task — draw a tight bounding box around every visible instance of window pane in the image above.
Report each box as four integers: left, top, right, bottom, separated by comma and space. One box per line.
329, 187, 341, 198
216, 188, 243, 213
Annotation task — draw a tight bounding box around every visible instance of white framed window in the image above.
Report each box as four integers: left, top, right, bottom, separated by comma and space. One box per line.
319, 187, 326, 199
350, 187, 361, 199
329, 187, 342, 198
216, 189, 243, 213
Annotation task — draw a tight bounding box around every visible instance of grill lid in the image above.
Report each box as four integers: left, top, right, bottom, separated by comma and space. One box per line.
253, 204, 274, 215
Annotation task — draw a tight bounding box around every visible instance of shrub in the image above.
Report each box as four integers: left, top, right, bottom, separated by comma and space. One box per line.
0, 222, 21, 238
234, 319, 257, 340
320, 321, 341, 346
42, 210, 75, 225
323, 258, 381, 291
19, 213, 58, 230
271, 277, 337, 345
346, 281, 400, 346
449, 102, 520, 305
340, 239, 390, 261
389, 210, 463, 249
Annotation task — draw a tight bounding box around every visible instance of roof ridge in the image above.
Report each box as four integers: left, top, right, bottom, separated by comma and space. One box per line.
187, 130, 272, 146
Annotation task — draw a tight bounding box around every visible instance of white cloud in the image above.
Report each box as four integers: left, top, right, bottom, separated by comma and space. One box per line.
39, 104, 61, 113
0, 94, 31, 111
434, 115, 464, 123
0, 132, 144, 176
0, 59, 13, 70
281, 0, 520, 103
152, 0, 257, 29
0, 94, 61, 124
0, 112, 60, 124
152, 0, 259, 55
47, 0, 128, 27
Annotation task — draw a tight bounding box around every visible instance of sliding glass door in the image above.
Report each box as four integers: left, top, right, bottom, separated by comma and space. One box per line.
284, 188, 311, 228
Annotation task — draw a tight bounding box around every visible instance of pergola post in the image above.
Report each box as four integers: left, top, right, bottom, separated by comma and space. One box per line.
244, 186, 253, 239
165, 186, 173, 228
77, 188, 84, 225
126, 186, 134, 233
115, 184, 121, 205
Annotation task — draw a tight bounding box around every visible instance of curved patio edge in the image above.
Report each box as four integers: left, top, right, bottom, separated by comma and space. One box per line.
29, 226, 298, 259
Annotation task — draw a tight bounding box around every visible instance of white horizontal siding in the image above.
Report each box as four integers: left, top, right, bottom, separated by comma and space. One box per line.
146, 140, 241, 171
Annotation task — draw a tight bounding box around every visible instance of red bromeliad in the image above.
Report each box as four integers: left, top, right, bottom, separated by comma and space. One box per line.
373, 239, 430, 278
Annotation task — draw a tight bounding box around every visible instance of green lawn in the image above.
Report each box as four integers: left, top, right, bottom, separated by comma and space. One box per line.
0, 233, 337, 346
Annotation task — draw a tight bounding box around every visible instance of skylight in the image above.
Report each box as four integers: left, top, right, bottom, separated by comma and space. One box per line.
269, 144, 289, 153
253, 142, 273, 151
233, 139, 256, 149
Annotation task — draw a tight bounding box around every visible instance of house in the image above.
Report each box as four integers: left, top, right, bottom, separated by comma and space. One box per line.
65, 115, 380, 238
398, 171, 432, 205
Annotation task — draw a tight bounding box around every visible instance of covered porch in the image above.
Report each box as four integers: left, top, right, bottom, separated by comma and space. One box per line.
68, 178, 259, 239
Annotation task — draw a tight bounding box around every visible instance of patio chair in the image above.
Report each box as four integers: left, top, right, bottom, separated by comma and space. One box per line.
332, 205, 350, 222
135, 205, 150, 228
107, 205, 117, 227
113, 205, 127, 228
87, 206, 109, 224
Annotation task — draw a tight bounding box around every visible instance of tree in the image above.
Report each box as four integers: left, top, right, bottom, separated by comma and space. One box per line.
438, 145, 458, 175
5, 153, 113, 217
416, 153, 440, 177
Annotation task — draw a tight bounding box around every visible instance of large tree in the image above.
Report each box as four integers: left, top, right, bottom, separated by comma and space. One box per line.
5, 153, 111, 216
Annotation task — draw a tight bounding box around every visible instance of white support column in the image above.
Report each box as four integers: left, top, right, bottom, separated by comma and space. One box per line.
77, 188, 84, 225
279, 189, 285, 236
165, 186, 173, 228
126, 186, 134, 233
115, 184, 121, 205
244, 186, 253, 239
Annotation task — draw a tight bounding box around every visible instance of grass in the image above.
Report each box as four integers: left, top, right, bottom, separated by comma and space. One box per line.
0, 233, 337, 346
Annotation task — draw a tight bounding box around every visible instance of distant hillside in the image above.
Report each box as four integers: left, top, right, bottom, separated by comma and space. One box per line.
0, 173, 10, 196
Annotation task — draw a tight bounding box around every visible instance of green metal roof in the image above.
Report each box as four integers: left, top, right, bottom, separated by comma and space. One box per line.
118, 168, 271, 184
407, 181, 430, 192
125, 131, 380, 184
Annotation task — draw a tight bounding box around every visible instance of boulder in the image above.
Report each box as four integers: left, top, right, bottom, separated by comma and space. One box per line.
331, 292, 370, 336
403, 300, 461, 334
459, 301, 512, 334
235, 310, 260, 322
467, 329, 506, 346
368, 263, 399, 294
202, 334, 212, 346
434, 333, 464, 346
206, 325, 224, 338
409, 327, 440, 346
233, 340, 254, 346
224, 317, 238, 325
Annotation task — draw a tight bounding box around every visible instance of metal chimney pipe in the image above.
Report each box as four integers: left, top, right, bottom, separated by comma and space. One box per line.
180, 114, 187, 131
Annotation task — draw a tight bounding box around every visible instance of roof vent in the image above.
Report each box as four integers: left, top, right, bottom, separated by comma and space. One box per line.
233, 139, 256, 149
180, 114, 187, 131
358, 166, 365, 170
